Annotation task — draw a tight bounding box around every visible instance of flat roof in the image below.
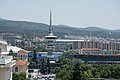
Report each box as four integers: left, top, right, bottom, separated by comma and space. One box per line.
0, 40, 7, 45
7, 46, 25, 53
56, 39, 86, 42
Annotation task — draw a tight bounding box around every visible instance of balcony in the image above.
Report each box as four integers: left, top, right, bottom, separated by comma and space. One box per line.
0, 56, 13, 65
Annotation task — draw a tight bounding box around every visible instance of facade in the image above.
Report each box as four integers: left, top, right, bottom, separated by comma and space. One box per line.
0, 40, 7, 53
28, 52, 63, 61
71, 54, 120, 64
0, 40, 16, 80
80, 48, 101, 54
12, 60, 29, 78
45, 34, 57, 50
72, 38, 120, 54
24, 41, 32, 47
0, 56, 15, 80
17, 50, 28, 61
40, 52, 63, 61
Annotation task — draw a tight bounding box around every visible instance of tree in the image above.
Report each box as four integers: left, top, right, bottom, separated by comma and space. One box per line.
19, 72, 26, 78
47, 58, 51, 74
13, 73, 19, 80
9, 49, 14, 56
56, 67, 72, 80
13, 72, 30, 80
71, 62, 81, 80
32, 50, 38, 63
41, 58, 46, 74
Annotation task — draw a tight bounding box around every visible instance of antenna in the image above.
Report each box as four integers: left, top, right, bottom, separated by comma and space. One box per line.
89, 30, 91, 39
49, 10, 52, 33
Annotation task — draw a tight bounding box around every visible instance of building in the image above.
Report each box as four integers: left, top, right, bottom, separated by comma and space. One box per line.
12, 59, 29, 78
0, 40, 7, 53
80, 48, 101, 54
71, 37, 120, 54
71, 54, 120, 64
17, 50, 28, 61
24, 41, 32, 47
0, 40, 16, 80
0, 56, 16, 80
7, 45, 24, 53
39, 52, 63, 61
28, 51, 63, 61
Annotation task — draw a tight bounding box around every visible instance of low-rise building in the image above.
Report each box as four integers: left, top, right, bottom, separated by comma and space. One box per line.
12, 59, 29, 78
17, 50, 28, 61
28, 51, 63, 61
80, 48, 101, 54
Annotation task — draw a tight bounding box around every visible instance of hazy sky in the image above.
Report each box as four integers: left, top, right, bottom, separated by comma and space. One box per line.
0, 0, 120, 30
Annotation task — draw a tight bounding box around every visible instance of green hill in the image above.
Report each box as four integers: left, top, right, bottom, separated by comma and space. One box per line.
0, 18, 120, 38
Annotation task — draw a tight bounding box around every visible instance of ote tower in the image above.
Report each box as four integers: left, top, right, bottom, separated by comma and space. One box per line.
45, 10, 57, 50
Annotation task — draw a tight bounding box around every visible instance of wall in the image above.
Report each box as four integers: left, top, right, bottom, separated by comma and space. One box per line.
0, 67, 12, 80
13, 65, 28, 78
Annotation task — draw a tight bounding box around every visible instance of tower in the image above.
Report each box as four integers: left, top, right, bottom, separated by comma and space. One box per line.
45, 10, 57, 50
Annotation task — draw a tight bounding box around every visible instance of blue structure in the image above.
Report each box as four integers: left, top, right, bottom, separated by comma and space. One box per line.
28, 51, 63, 61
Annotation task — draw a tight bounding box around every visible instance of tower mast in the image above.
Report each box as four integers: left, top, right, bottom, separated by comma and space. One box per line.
49, 10, 52, 33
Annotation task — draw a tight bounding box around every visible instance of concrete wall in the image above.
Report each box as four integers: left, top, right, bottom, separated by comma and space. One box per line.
13, 65, 28, 78
0, 67, 12, 80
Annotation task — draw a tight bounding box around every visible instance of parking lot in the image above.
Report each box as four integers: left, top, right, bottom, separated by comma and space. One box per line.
29, 69, 56, 80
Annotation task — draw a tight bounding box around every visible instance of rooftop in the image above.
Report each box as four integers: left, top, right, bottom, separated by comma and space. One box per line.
0, 52, 9, 55
16, 60, 28, 65
56, 39, 85, 42
81, 48, 101, 51
0, 40, 7, 45
17, 50, 27, 54
7, 45, 24, 53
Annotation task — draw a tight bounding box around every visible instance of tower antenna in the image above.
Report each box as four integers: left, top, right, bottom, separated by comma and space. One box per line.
49, 10, 52, 33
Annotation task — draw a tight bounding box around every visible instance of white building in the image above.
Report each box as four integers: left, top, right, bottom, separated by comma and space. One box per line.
7, 45, 24, 53
0, 40, 7, 53
0, 40, 16, 80
0, 56, 15, 80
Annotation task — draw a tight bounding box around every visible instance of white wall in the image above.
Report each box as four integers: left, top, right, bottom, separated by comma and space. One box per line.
0, 67, 12, 80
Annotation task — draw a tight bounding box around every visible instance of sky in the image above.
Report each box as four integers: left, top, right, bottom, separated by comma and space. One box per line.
0, 0, 120, 30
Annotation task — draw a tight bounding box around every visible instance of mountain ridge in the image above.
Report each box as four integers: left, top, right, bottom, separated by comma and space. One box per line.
0, 18, 120, 38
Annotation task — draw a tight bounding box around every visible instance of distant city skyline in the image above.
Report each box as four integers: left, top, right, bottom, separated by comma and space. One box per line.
0, 0, 120, 30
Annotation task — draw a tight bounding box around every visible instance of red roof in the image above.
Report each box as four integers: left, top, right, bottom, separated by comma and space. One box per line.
16, 60, 28, 65
81, 48, 101, 51
17, 50, 27, 55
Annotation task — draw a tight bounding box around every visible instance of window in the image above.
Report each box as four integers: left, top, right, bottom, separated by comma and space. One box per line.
15, 67, 18, 72
39, 54, 41, 56
23, 55, 25, 57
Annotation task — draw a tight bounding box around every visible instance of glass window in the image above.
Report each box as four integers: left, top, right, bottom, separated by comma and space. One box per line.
15, 67, 18, 72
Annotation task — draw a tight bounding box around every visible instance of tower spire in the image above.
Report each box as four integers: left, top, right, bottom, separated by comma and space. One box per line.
49, 10, 52, 33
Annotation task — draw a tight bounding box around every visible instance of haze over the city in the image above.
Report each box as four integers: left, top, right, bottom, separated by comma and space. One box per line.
0, 0, 120, 30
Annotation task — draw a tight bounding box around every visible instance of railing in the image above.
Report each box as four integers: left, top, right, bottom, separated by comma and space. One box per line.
0, 56, 13, 64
